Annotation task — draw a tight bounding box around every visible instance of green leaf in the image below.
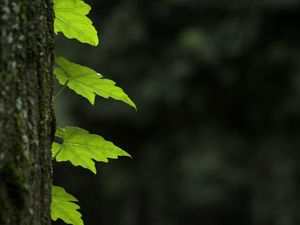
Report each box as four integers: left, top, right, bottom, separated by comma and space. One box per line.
52, 126, 131, 174
51, 185, 83, 225
54, 0, 98, 46
54, 56, 136, 109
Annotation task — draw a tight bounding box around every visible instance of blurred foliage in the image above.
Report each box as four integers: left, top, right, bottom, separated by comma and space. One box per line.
54, 0, 300, 225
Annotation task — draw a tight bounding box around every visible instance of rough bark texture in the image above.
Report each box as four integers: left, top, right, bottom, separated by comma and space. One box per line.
0, 0, 54, 225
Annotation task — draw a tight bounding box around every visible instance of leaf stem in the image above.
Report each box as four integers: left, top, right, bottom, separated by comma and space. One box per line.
53, 81, 69, 101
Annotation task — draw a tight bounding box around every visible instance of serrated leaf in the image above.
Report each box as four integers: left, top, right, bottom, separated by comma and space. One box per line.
51, 185, 83, 225
54, 56, 136, 109
54, 0, 98, 46
52, 126, 131, 174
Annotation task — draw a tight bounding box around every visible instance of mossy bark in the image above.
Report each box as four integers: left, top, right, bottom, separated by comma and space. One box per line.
0, 0, 54, 224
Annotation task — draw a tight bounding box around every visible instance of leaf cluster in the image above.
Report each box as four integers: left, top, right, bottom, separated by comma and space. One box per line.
51, 1, 135, 224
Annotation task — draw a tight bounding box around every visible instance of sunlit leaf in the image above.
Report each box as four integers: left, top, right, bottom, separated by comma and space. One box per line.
54, 0, 99, 46
51, 185, 83, 225
52, 126, 131, 174
54, 56, 136, 109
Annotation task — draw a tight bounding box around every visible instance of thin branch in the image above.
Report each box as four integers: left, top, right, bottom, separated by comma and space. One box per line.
53, 81, 69, 101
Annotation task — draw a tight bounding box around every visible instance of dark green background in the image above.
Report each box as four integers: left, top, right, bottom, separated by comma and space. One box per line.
54, 0, 300, 225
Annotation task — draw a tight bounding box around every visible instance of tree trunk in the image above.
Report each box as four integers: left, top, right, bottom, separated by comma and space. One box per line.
0, 0, 54, 225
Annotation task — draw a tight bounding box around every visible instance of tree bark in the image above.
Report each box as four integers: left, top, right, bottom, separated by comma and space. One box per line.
0, 0, 54, 225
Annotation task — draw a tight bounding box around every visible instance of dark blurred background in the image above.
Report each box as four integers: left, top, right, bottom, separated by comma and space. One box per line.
53, 0, 300, 225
